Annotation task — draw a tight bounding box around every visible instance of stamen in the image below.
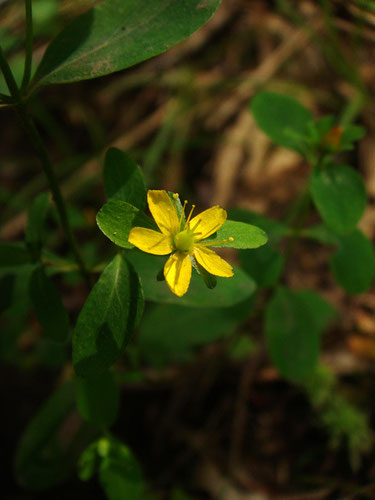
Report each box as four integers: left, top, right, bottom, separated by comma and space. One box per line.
185, 204, 195, 228
179, 200, 187, 228
172, 192, 179, 211
200, 237, 234, 247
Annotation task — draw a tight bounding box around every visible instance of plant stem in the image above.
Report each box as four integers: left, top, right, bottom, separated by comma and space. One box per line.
0, 42, 91, 285
17, 104, 92, 285
0, 46, 21, 100
21, 0, 33, 92
283, 187, 311, 268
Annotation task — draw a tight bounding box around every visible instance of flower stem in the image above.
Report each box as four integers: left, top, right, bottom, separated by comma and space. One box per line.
21, 0, 33, 92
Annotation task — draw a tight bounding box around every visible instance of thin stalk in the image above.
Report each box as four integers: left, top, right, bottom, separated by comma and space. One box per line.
16, 104, 92, 285
0, 43, 91, 285
0, 45, 21, 100
21, 0, 33, 92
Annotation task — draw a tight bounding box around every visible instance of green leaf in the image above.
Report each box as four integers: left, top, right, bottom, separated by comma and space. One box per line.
228, 208, 289, 242
15, 381, 76, 490
340, 124, 365, 151
212, 220, 267, 249
297, 290, 336, 335
98, 437, 145, 500
139, 298, 253, 366
301, 224, 340, 246
29, 265, 70, 342
265, 287, 332, 382
78, 442, 98, 482
97, 200, 156, 249
76, 371, 120, 428
239, 243, 284, 287
0, 242, 30, 268
228, 335, 257, 361
104, 148, 146, 210
310, 164, 366, 234
194, 259, 217, 289
32, 0, 221, 87
250, 91, 313, 153
127, 251, 256, 308
0, 274, 15, 313
330, 230, 375, 295
25, 192, 50, 259
73, 254, 144, 378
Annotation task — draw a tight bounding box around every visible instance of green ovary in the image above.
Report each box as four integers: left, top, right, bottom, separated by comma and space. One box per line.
174, 229, 194, 252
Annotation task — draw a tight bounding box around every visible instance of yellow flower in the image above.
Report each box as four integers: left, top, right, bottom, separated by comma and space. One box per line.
128, 190, 234, 297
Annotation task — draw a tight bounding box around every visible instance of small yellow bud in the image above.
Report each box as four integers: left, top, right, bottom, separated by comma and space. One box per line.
229, 237, 234, 242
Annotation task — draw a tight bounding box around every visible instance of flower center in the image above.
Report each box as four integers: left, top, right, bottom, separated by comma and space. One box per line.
174, 229, 195, 252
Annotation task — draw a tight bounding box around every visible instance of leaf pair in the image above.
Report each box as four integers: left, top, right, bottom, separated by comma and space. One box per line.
250, 91, 367, 235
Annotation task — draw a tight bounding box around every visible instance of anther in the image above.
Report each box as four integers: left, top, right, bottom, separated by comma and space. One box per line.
229, 237, 234, 242
173, 193, 179, 200
185, 204, 195, 228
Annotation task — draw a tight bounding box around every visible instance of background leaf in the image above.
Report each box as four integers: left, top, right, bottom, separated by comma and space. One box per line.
0, 242, 30, 268
76, 371, 120, 429
97, 200, 156, 249
127, 251, 256, 308
330, 230, 375, 294
138, 298, 253, 366
228, 208, 289, 242
250, 91, 313, 153
32, 0, 221, 87
265, 287, 334, 382
239, 243, 284, 287
29, 265, 70, 343
310, 164, 366, 234
73, 253, 144, 378
104, 148, 146, 210
14, 382, 76, 490
98, 437, 145, 500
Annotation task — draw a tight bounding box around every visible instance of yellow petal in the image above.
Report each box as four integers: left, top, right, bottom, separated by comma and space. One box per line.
147, 190, 180, 236
193, 245, 233, 277
164, 252, 192, 297
190, 206, 227, 241
128, 227, 173, 255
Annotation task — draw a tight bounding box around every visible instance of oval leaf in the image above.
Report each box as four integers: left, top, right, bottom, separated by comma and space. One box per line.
29, 265, 70, 342
76, 371, 120, 429
104, 148, 146, 209
32, 0, 221, 87
330, 230, 375, 295
265, 287, 325, 382
126, 251, 256, 308
250, 91, 313, 153
97, 200, 156, 249
310, 164, 366, 234
73, 253, 144, 378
